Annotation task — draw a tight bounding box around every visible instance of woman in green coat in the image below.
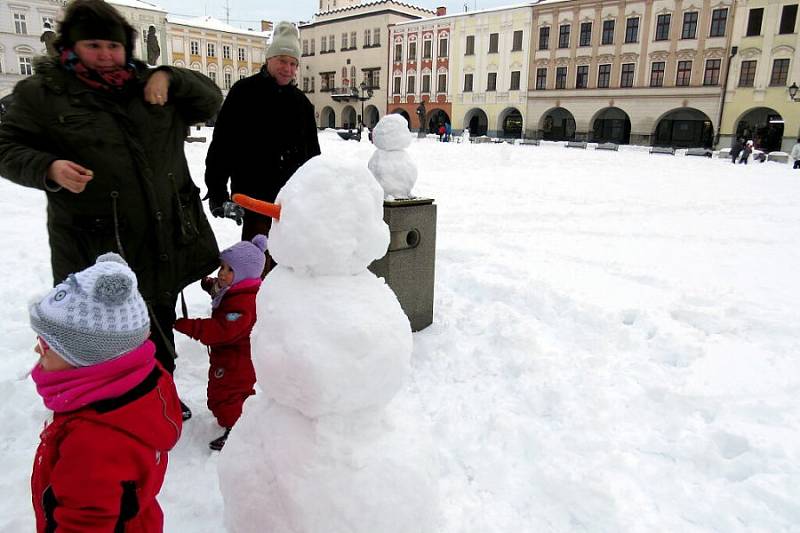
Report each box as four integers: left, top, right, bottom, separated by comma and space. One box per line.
0, 0, 221, 416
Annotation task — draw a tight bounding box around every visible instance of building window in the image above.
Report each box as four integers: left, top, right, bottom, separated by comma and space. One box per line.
18, 56, 32, 75
321, 36, 327, 52
780, 5, 798, 34
320, 72, 334, 91
367, 69, 380, 88
209, 70, 217, 83
393, 76, 401, 94
373, 28, 381, 46
488, 33, 499, 53
536, 68, 547, 90
14, 13, 27, 35
710, 8, 727, 37
682, 12, 698, 39
465, 35, 475, 55
739, 60, 756, 86
364, 29, 371, 47
303, 77, 308, 91
771, 58, 790, 86
655, 14, 671, 41
555, 66, 567, 89
351, 31, 356, 48
439, 36, 448, 57
597, 63, 611, 88
207, 43, 215, 57
311, 77, 315, 91
625, 18, 639, 43
579, 22, 592, 47
328, 34, 335, 51
394, 43, 402, 61
409, 41, 417, 60
190, 41, 199, 55
224, 72, 232, 89
464, 73, 473, 91
223, 45, 231, 59
423, 39, 432, 59
703, 58, 721, 85
539, 26, 550, 50
512, 30, 523, 51
746, 8, 763, 36
601, 20, 614, 45
559, 24, 570, 48
620, 63, 635, 87
575, 65, 588, 88
422, 73, 430, 93
341, 33, 348, 50
437, 73, 447, 92
487, 72, 497, 91
310, 39, 315, 54
650, 61, 665, 87
676, 60, 692, 86
510, 70, 520, 90
407, 74, 416, 93
238, 47, 246, 61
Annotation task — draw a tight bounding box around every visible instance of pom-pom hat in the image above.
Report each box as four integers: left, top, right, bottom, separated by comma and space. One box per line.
220, 235, 268, 285
266, 22, 301, 61
29, 253, 150, 368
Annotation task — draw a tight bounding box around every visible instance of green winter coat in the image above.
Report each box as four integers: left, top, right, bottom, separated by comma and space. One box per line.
0, 57, 221, 306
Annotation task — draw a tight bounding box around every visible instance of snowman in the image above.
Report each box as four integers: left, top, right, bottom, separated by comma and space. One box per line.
219, 155, 438, 533
367, 114, 417, 200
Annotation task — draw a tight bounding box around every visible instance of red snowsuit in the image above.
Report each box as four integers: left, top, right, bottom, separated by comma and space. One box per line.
174, 279, 260, 428
31, 365, 182, 532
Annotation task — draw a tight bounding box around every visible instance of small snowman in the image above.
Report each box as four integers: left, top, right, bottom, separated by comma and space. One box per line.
367, 114, 417, 200
220, 156, 438, 533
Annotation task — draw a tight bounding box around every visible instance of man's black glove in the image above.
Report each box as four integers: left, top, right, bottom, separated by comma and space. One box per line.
207, 191, 229, 218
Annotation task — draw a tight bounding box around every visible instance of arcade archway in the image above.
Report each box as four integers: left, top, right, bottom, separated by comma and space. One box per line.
591, 107, 631, 144
653, 108, 713, 148
540, 107, 576, 141
364, 105, 380, 128
464, 108, 488, 136
320, 106, 335, 129
735, 107, 784, 152
342, 105, 357, 129
500, 107, 523, 138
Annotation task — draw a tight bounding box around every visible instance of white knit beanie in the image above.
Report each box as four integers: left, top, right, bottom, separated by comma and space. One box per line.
29, 253, 150, 367
266, 22, 301, 61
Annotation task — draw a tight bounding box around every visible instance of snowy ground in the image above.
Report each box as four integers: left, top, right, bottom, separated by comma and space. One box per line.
2, 130, 800, 532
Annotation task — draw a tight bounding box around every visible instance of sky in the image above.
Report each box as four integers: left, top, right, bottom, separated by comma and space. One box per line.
155, 0, 519, 30
2, 129, 800, 531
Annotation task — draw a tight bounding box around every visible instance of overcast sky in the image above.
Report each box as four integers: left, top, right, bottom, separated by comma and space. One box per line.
156, 0, 522, 30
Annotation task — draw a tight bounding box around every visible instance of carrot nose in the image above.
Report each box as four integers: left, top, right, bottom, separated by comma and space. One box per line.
232, 193, 281, 220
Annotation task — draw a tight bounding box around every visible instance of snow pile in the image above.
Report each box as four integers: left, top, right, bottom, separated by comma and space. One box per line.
217, 154, 438, 533
367, 114, 418, 199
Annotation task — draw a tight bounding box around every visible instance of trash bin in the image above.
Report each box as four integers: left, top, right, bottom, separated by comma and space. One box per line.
369, 198, 436, 331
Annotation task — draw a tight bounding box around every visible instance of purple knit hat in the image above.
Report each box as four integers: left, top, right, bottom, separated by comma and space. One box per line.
220, 234, 268, 284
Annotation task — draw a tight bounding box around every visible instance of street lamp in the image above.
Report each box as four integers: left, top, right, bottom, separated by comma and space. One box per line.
789, 82, 799, 101
357, 81, 374, 129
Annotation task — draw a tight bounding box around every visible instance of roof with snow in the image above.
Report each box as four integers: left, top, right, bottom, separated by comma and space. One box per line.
393, 1, 537, 26
313, 0, 435, 19
167, 15, 271, 38
108, 0, 166, 13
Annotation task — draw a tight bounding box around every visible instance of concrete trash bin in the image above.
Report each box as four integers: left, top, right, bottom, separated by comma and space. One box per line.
369, 198, 436, 331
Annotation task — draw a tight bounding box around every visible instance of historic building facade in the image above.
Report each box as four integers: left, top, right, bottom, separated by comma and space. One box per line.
299, 0, 434, 129
166, 16, 271, 96
527, 0, 735, 146
388, 7, 453, 133
108, 0, 167, 67
718, 0, 800, 152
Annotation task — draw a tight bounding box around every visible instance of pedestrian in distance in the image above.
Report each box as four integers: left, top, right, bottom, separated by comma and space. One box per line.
0, 0, 222, 421
791, 139, 800, 169
730, 137, 743, 164
739, 140, 753, 164
174, 235, 267, 451
29, 253, 183, 532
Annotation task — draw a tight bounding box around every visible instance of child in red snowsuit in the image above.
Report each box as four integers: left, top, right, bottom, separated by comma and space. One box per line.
175, 234, 267, 450
28, 253, 183, 532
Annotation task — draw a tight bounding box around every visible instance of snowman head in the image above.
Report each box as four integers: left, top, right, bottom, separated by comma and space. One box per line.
237, 156, 389, 276
372, 114, 413, 151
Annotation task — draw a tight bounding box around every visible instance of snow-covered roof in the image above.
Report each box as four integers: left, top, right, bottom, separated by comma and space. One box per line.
108, 0, 166, 13
167, 15, 271, 38
392, 1, 537, 26
313, 0, 435, 19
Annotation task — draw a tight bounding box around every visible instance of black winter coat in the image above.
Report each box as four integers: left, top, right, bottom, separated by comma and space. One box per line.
204, 67, 320, 203
0, 58, 221, 306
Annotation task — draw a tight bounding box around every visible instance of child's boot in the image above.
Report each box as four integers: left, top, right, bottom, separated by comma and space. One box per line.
179, 400, 192, 421
209, 428, 232, 451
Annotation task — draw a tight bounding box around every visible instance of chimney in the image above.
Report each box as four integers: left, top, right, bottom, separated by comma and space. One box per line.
436, 6, 446, 16
261, 20, 273, 32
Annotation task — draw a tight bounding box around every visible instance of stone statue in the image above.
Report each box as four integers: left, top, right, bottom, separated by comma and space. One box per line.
415, 101, 426, 137
146, 26, 160, 66
40, 22, 57, 56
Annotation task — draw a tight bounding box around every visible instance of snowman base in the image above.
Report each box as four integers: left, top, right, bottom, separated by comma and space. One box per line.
368, 198, 436, 331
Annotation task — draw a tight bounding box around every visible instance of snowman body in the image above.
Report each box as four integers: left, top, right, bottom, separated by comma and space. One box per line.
218, 156, 438, 533
367, 114, 417, 199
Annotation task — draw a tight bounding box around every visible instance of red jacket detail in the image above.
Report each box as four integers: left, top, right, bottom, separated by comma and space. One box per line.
31, 365, 182, 532
174, 279, 260, 427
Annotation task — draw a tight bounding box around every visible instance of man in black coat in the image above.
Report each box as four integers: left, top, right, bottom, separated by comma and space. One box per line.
205, 22, 320, 250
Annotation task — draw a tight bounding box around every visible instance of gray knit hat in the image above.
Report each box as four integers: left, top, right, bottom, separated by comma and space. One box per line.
29, 253, 150, 367
266, 22, 301, 61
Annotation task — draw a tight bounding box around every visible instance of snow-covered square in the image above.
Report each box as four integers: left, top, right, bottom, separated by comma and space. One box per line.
2, 130, 799, 532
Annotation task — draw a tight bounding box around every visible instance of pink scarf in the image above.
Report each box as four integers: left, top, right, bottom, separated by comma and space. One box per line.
31, 340, 157, 413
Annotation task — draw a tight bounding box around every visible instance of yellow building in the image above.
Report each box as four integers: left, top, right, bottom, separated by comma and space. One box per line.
719, 1, 800, 152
